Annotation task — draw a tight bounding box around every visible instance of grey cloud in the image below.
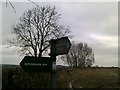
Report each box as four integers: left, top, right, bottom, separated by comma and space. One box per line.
57, 2, 118, 36
1, 2, 118, 66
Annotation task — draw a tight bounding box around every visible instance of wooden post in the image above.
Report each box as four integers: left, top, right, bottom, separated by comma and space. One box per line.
49, 39, 57, 88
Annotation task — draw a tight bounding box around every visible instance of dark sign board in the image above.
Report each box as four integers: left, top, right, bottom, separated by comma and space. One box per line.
20, 56, 52, 72
50, 37, 71, 56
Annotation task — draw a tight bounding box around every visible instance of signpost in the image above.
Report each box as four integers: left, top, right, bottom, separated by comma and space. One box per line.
50, 37, 71, 56
20, 56, 52, 72
19, 37, 71, 88
49, 37, 71, 88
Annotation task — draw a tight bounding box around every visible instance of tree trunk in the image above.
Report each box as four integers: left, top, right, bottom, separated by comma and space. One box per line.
34, 49, 37, 57
38, 50, 42, 57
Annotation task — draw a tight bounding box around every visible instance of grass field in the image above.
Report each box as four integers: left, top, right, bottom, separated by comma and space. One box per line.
2, 67, 120, 88
56, 67, 120, 88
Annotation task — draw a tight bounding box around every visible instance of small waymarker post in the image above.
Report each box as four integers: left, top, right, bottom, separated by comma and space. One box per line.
20, 56, 52, 72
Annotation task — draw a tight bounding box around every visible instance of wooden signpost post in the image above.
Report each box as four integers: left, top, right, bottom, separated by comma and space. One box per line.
49, 37, 71, 88
20, 37, 71, 88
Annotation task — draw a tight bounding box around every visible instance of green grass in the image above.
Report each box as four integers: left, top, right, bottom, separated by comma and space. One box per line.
2, 67, 120, 88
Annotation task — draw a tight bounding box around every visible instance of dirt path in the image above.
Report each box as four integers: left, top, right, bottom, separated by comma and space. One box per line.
69, 79, 77, 88
69, 79, 83, 88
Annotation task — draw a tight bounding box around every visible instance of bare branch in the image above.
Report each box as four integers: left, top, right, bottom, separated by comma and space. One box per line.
28, 0, 39, 7
8, 0, 16, 13
6, 0, 8, 7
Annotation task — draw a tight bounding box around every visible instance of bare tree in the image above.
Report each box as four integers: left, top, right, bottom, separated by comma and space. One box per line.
8, 6, 70, 57
62, 42, 95, 67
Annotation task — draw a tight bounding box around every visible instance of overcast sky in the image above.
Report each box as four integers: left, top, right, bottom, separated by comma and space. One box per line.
1, 1, 118, 67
